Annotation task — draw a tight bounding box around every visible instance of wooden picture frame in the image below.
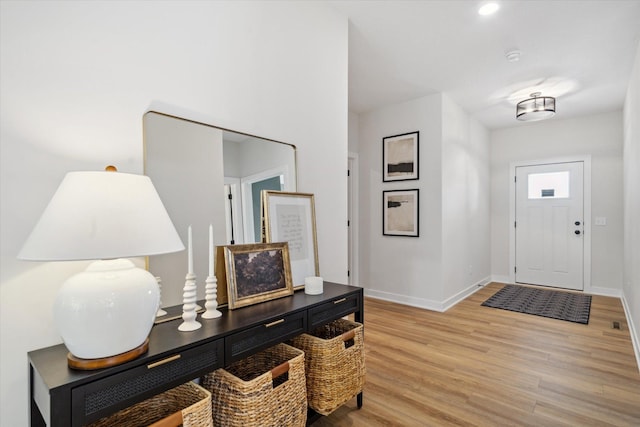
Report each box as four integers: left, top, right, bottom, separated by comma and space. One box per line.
383, 189, 419, 237
224, 242, 294, 309
262, 191, 319, 290
383, 131, 419, 182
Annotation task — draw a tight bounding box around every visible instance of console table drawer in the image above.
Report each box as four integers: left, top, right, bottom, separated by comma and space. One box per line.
308, 293, 361, 330
225, 311, 306, 364
71, 338, 223, 426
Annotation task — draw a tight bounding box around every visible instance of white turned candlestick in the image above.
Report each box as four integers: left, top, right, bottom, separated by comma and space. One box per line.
202, 274, 222, 319
202, 223, 221, 319
178, 272, 201, 331
186, 225, 201, 311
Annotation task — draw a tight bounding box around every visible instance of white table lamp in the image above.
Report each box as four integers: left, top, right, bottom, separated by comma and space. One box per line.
18, 168, 184, 369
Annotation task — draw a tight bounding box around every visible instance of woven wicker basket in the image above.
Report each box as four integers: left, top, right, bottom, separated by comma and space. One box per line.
201, 343, 307, 427
87, 381, 213, 427
290, 318, 365, 415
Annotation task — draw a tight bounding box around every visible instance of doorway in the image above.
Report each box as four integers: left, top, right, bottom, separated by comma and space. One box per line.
348, 153, 359, 286
510, 157, 592, 291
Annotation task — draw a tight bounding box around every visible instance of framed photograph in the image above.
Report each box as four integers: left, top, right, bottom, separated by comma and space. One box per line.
383, 189, 419, 237
224, 242, 294, 309
383, 131, 419, 182
262, 191, 319, 290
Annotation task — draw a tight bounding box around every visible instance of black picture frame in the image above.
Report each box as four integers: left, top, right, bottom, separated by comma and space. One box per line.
383, 131, 419, 182
383, 189, 419, 237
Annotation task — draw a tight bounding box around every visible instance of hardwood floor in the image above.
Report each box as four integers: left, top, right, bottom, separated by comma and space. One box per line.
314, 282, 640, 426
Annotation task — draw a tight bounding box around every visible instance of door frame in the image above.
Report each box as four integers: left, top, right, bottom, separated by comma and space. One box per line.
224, 177, 244, 244
509, 155, 592, 292
240, 165, 290, 243
348, 152, 360, 287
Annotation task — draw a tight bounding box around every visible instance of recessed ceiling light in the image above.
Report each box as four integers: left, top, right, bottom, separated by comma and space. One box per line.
505, 50, 521, 62
478, 2, 500, 16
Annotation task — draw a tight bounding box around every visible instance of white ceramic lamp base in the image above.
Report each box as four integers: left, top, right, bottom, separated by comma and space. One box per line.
54, 258, 159, 360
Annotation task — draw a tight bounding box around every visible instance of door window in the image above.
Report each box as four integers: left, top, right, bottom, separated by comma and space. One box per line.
527, 171, 569, 199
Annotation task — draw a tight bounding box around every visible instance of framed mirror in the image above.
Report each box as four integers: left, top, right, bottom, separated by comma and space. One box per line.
143, 111, 297, 309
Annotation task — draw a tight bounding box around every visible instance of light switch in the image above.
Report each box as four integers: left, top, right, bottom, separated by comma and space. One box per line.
595, 217, 607, 226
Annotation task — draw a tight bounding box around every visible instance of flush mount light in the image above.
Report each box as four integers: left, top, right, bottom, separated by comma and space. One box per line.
516, 92, 556, 121
478, 2, 500, 16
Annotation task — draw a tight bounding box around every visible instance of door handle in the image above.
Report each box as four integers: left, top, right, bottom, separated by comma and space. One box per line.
574, 221, 581, 226
575, 230, 581, 235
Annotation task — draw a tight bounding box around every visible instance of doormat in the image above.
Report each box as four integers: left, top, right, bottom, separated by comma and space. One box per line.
481, 284, 591, 324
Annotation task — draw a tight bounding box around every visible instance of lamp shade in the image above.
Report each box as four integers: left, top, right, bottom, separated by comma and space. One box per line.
18, 171, 184, 261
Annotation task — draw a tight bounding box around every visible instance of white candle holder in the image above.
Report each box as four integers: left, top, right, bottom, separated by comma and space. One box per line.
201, 274, 222, 319
178, 272, 201, 331
155, 276, 167, 317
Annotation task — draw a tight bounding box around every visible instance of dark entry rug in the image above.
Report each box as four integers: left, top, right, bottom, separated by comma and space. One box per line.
481, 284, 592, 324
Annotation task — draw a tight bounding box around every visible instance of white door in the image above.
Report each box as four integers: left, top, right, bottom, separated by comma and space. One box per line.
515, 162, 584, 290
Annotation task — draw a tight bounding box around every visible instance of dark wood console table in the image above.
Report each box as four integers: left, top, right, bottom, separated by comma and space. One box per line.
28, 282, 363, 426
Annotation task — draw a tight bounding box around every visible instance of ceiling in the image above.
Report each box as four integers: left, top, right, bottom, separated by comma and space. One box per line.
328, 0, 640, 129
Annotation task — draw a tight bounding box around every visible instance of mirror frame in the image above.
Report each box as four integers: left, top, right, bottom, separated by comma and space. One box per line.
142, 110, 298, 315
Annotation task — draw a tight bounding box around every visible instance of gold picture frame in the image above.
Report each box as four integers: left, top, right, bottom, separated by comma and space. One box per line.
262, 191, 319, 290
224, 242, 294, 309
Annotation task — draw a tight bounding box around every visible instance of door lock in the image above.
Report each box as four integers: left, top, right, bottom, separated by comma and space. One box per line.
574, 221, 581, 226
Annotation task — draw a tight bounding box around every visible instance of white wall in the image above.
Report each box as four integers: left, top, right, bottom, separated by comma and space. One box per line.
348, 110, 360, 153
623, 40, 640, 367
357, 94, 491, 308
490, 111, 624, 293
441, 95, 491, 305
230, 138, 296, 186
0, 1, 348, 425
358, 95, 444, 305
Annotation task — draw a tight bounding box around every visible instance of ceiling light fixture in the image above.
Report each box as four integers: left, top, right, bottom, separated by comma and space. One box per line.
478, 2, 500, 16
516, 92, 556, 121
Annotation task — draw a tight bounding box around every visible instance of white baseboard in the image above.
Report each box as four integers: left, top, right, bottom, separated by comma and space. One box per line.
491, 275, 512, 284
364, 289, 445, 311
364, 276, 491, 313
621, 292, 640, 374
441, 276, 492, 311
587, 286, 622, 297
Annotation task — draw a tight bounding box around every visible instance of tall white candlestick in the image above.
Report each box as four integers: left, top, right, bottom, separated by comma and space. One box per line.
188, 225, 193, 275
209, 224, 214, 277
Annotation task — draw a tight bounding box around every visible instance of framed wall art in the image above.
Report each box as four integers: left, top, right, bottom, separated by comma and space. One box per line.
262, 191, 319, 290
383, 131, 419, 182
383, 189, 419, 237
224, 242, 294, 309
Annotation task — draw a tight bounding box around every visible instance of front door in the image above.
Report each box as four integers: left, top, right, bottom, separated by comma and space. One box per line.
515, 161, 584, 290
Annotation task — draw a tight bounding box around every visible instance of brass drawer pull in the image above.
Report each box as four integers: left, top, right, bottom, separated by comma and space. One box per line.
264, 319, 285, 328
333, 298, 347, 304
147, 354, 181, 369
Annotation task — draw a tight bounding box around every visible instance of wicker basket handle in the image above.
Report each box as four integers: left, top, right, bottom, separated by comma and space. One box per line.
270, 361, 290, 379
341, 329, 356, 342
148, 411, 183, 427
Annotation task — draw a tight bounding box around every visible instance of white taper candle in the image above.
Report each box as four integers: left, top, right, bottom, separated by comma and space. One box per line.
188, 225, 193, 274
209, 224, 214, 277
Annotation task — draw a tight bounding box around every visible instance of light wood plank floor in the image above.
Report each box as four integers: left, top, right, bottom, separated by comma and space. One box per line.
315, 282, 640, 426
